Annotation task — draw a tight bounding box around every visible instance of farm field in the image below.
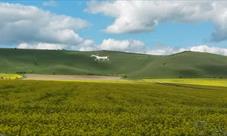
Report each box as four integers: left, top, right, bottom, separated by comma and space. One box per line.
0, 73, 22, 80
22, 74, 227, 87
2, 1, 227, 136
145, 78, 227, 87
0, 80, 227, 135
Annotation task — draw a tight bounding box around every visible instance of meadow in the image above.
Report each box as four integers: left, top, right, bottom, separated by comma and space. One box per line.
0, 80, 227, 135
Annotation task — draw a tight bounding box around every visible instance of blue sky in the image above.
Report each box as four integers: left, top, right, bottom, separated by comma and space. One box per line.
5, 0, 214, 46
1, 0, 227, 55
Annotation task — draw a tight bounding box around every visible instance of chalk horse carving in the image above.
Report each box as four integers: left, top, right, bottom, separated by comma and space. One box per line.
90, 55, 109, 61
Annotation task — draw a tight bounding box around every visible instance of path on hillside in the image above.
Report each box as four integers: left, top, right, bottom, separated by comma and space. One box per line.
23, 74, 121, 81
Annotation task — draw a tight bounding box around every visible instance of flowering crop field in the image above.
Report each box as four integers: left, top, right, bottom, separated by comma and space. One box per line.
144, 78, 227, 87
0, 80, 226, 135
0, 73, 22, 80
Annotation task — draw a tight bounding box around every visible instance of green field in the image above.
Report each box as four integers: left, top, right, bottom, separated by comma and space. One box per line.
1, 48, 227, 78
0, 80, 226, 135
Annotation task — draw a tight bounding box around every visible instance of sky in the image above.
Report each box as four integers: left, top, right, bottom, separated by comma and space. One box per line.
1, 0, 227, 55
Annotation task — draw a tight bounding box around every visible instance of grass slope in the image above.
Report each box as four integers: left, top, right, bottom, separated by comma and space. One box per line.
0, 48, 227, 78
132, 51, 227, 78
0, 80, 226, 135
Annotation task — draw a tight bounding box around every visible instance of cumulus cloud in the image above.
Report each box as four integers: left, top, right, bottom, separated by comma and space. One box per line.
99, 39, 145, 52
94, 37, 227, 56
87, 1, 227, 41
17, 39, 97, 51
189, 45, 227, 55
96, 39, 227, 56
16, 40, 227, 56
17, 42, 63, 50
2, 2, 227, 57
76, 39, 97, 51
146, 47, 183, 55
0, 3, 96, 50
145, 45, 227, 56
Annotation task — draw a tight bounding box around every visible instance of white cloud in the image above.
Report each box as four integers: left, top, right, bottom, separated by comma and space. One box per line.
146, 47, 183, 55
87, 1, 227, 41
17, 40, 97, 51
145, 45, 227, 56
17, 42, 64, 50
2, 2, 227, 57
16, 41, 227, 56
78, 39, 97, 51
189, 45, 227, 56
96, 38, 227, 56
0, 3, 96, 49
99, 39, 145, 52
96, 39, 227, 56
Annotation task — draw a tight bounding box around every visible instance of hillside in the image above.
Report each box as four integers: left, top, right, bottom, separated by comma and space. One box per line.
0, 48, 227, 78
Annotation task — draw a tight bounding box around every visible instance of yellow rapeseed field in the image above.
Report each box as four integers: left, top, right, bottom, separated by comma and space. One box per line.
0, 80, 226, 135
0, 73, 22, 80
144, 78, 227, 87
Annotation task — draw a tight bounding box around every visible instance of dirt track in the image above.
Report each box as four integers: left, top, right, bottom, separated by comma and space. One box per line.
23, 74, 121, 81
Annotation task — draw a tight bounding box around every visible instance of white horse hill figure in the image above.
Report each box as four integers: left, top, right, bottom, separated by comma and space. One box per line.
90, 54, 109, 61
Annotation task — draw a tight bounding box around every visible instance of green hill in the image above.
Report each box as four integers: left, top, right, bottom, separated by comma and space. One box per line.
0, 48, 227, 78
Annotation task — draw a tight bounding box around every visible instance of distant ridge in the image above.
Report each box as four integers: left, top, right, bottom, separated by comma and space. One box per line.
0, 48, 227, 78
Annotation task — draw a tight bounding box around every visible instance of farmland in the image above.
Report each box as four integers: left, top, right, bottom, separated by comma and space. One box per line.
2, 1, 227, 136
145, 78, 227, 87
0, 73, 22, 80
0, 80, 227, 135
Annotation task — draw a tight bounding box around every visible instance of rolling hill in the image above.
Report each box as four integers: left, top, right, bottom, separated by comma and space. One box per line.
0, 48, 227, 78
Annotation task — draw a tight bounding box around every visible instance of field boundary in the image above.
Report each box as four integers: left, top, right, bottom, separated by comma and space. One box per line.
23, 74, 122, 81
